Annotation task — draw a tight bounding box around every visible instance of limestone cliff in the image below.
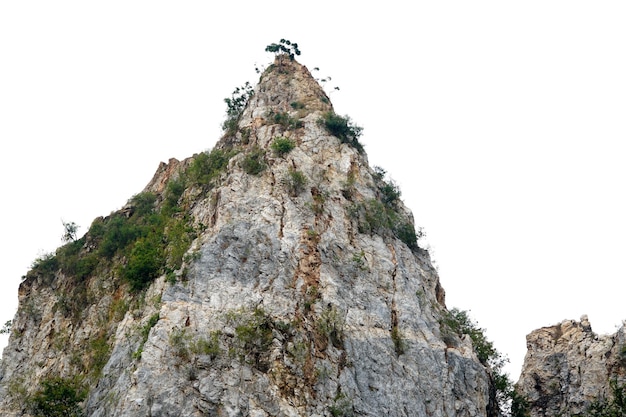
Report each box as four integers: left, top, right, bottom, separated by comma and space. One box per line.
0, 56, 495, 416
516, 316, 626, 416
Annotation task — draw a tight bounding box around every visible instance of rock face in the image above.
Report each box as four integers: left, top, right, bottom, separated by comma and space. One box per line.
516, 316, 626, 416
0, 56, 495, 416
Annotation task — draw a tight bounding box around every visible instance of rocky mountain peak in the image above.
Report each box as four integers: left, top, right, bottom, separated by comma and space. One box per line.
0, 53, 497, 417
244, 55, 333, 121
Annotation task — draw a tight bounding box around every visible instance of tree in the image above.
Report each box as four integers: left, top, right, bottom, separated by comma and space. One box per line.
62, 221, 79, 243
29, 376, 86, 417
265, 39, 301, 60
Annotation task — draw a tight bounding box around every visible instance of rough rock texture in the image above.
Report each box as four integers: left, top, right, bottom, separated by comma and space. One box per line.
517, 316, 626, 416
0, 56, 494, 416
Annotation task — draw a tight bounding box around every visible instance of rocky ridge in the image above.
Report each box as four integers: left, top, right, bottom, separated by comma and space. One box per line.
516, 316, 626, 416
0, 56, 496, 416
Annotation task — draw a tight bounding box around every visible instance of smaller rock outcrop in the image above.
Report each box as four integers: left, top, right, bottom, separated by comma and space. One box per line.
516, 316, 626, 416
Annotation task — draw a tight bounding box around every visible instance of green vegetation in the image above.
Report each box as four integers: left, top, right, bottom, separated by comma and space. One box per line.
88, 334, 111, 379
190, 330, 222, 359
23, 147, 231, 295
270, 136, 296, 156
440, 308, 513, 416
329, 391, 354, 417
584, 379, 626, 417
241, 147, 267, 175
267, 109, 303, 130
318, 111, 363, 153
317, 305, 345, 349
188, 148, 237, 188
265, 39, 301, 61
123, 237, 163, 291
283, 169, 308, 196
0, 320, 12, 335
223, 82, 254, 135
391, 325, 406, 355
230, 307, 275, 371
61, 220, 79, 243
350, 198, 421, 250
351, 251, 368, 271
28, 376, 87, 417
133, 313, 159, 359
347, 167, 423, 250
28, 252, 59, 281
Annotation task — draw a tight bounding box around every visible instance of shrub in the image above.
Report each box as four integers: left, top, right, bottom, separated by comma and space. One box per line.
317, 305, 345, 349
233, 308, 274, 368
318, 112, 363, 153
170, 328, 191, 361
191, 331, 222, 359
28, 376, 86, 417
123, 237, 164, 291
97, 215, 144, 259
0, 320, 12, 335
241, 147, 267, 175
130, 192, 157, 216
267, 110, 303, 130
270, 136, 296, 156
165, 217, 195, 271
188, 148, 236, 187
283, 169, 308, 196
89, 334, 111, 379
163, 177, 186, 213
28, 252, 59, 280
223, 82, 253, 135
391, 326, 406, 355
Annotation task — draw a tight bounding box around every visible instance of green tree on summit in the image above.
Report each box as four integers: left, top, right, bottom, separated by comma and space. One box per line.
265, 39, 301, 60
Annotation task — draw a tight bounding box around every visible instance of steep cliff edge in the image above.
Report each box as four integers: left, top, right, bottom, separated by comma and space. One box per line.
516, 316, 626, 416
0, 55, 496, 416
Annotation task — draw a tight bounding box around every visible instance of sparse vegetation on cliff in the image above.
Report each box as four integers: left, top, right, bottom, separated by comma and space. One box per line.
28, 376, 86, 417
318, 111, 364, 153
440, 308, 515, 416
223, 82, 254, 135
584, 379, 626, 417
346, 166, 422, 250
271, 136, 296, 156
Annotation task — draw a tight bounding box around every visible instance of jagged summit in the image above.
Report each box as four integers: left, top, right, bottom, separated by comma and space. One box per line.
516, 317, 626, 416
245, 56, 333, 119
0, 51, 497, 417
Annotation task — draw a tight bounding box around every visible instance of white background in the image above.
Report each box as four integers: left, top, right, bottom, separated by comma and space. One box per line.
1, 1, 625, 380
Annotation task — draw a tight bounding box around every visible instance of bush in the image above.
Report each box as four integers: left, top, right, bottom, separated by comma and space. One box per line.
229, 308, 274, 371
223, 82, 253, 135
317, 305, 345, 349
318, 112, 363, 153
270, 136, 296, 156
163, 178, 186, 213
268, 110, 303, 130
123, 237, 164, 291
29, 252, 59, 280
28, 376, 86, 417
97, 215, 145, 259
188, 148, 236, 187
283, 169, 308, 196
241, 147, 267, 175
130, 192, 157, 216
